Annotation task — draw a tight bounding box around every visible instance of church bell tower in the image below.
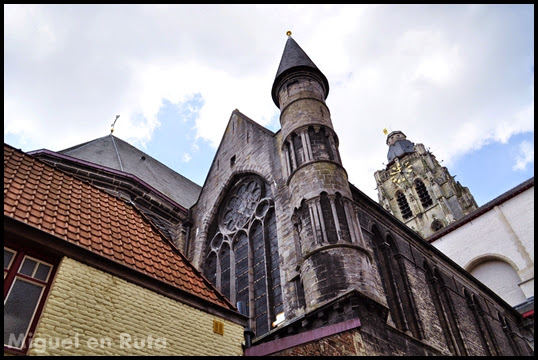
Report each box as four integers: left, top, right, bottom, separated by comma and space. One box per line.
374, 130, 478, 238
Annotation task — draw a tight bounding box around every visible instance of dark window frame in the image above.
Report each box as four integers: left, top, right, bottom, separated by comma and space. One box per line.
414, 179, 433, 209
396, 191, 413, 219
4, 246, 58, 355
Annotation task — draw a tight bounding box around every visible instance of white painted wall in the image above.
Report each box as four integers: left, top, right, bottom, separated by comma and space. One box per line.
470, 260, 527, 306
431, 185, 534, 307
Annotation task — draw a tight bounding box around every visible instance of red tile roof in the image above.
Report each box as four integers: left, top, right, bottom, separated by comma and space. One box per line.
4, 143, 233, 310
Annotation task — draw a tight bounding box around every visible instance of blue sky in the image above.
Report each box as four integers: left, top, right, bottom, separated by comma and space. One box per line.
4, 4, 534, 206
444, 132, 533, 206
146, 95, 213, 186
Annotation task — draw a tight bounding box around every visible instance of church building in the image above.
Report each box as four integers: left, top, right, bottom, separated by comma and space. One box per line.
5, 34, 533, 356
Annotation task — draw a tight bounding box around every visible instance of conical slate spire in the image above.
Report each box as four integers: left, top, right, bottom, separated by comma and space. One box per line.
271, 33, 329, 107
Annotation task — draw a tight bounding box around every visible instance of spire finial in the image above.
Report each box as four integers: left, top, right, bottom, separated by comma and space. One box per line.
110, 115, 120, 134
286, 30, 292, 37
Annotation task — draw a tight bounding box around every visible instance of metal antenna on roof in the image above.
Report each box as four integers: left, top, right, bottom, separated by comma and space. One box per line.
110, 115, 120, 134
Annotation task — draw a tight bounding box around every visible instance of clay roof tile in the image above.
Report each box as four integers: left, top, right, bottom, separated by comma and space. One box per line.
4, 143, 233, 310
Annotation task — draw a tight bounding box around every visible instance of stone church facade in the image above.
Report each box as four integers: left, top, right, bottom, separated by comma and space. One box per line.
28, 35, 533, 356
187, 35, 533, 355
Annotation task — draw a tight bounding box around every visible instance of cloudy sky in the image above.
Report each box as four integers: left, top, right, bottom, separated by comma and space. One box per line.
4, 4, 534, 206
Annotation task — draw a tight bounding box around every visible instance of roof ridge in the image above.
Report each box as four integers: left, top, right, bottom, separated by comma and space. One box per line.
102, 134, 203, 190
110, 135, 124, 171
58, 133, 112, 155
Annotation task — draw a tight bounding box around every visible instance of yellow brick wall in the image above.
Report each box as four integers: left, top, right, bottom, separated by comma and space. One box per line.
28, 257, 245, 356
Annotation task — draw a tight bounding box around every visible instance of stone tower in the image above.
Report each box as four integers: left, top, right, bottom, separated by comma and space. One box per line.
374, 130, 478, 238
272, 33, 379, 310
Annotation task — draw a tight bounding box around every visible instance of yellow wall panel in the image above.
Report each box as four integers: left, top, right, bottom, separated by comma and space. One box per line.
28, 257, 244, 356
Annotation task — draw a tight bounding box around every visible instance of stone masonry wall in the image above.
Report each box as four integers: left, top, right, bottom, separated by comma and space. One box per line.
189, 111, 283, 269
189, 110, 306, 321
353, 189, 533, 356
272, 329, 366, 356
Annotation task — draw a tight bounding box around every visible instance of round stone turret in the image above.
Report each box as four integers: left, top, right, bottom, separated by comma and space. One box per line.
273, 34, 379, 310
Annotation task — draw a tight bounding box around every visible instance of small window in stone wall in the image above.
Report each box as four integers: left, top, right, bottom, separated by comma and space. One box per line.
414, 179, 433, 209
292, 132, 305, 167
203, 175, 283, 338
320, 193, 338, 244
4, 247, 57, 354
431, 219, 444, 232
396, 191, 413, 219
293, 199, 314, 247
308, 127, 333, 161
334, 193, 351, 243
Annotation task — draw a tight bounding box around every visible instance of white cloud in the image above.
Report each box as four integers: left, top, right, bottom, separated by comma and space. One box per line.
493, 84, 534, 144
4, 4, 534, 202
513, 141, 534, 171
183, 153, 192, 163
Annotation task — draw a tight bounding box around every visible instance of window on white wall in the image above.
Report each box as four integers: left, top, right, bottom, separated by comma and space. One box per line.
470, 260, 527, 307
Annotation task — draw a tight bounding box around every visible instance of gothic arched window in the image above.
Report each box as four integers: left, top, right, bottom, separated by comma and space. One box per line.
372, 227, 423, 339
203, 175, 283, 337
308, 126, 334, 161
498, 313, 522, 356
464, 290, 499, 355
424, 264, 467, 355
291, 132, 305, 167
414, 179, 433, 209
396, 191, 413, 219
